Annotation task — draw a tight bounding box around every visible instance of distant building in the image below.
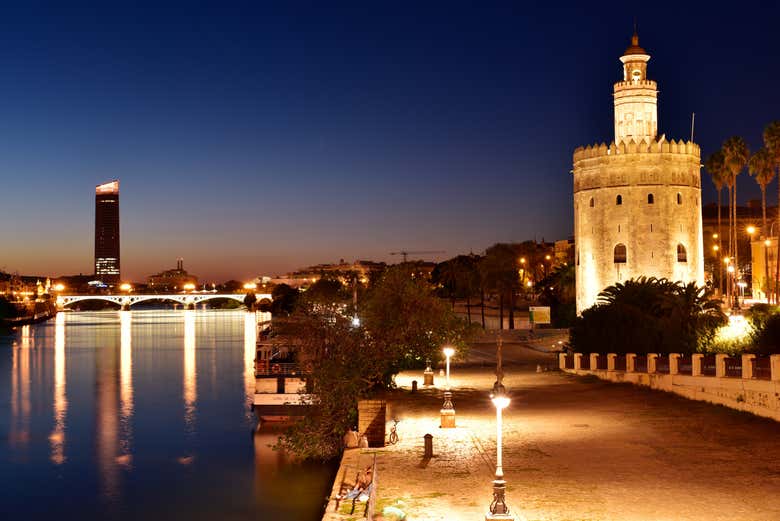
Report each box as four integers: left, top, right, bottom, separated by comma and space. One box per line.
271, 260, 386, 288
554, 238, 575, 266
94, 181, 120, 285
147, 259, 198, 291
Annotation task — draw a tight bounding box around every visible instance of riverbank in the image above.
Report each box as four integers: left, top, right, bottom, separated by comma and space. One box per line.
335, 351, 780, 521
0, 299, 57, 328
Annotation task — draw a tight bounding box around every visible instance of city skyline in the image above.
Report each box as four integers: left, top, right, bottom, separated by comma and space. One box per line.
1, 3, 779, 281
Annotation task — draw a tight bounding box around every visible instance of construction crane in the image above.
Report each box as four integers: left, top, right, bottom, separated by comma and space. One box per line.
389, 250, 445, 263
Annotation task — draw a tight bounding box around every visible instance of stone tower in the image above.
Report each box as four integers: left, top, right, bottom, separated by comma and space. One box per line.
572, 32, 704, 313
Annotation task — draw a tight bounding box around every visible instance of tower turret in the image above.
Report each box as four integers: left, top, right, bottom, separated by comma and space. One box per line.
613, 31, 657, 144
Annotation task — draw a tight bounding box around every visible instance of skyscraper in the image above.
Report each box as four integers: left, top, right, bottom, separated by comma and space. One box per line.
95, 181, 120, 284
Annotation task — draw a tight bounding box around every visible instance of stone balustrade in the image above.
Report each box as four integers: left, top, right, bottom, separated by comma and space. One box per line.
558, 352, 780, 422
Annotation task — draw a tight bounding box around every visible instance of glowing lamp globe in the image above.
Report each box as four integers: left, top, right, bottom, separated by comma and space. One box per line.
443, 347, 455, 358
492, 395, 510, 410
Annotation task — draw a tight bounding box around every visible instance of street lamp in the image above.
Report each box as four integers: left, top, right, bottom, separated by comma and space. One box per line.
440, 346, 456, 428
486, 333, 515, 521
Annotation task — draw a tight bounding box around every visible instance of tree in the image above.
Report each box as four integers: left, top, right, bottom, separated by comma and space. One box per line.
763, 121, 780, 305
243, 292, 257, 309
304, 278, 347, 308
722, 136, 750, 307
749, 147, 776, 302
431, 255, 480, 323
270, 283, 299, 316
537, 264, 575, 327
705, 150, 727, 296
481, 244, 521, 329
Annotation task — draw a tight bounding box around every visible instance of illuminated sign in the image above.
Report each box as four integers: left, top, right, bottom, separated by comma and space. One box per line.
95, 180, 119, 194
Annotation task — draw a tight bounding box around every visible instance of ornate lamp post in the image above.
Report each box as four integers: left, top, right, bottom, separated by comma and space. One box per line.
486, 333, 515, 520
440, 346, 456, 428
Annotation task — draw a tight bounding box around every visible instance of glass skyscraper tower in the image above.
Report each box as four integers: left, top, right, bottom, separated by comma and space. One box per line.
94, 180, 120, 284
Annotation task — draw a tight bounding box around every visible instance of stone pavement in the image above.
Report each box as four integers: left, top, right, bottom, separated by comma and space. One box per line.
366, 348, 780, 521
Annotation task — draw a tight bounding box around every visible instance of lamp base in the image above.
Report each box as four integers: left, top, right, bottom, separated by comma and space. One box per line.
439, 408, 456, 428
485, 513, 516, 521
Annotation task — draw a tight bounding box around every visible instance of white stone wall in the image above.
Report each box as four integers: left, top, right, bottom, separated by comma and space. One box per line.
573, 141, 705, 312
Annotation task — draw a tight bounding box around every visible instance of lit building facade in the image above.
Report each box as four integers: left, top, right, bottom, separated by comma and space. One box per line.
95, 181, 120, 284
572, 32, 704, 313
147, 258, 199, 291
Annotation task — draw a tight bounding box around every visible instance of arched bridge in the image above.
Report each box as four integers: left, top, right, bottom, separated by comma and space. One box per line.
56, 293, 272, 310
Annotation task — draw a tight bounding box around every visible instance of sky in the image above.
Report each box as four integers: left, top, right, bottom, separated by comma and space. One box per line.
1, 1, 779, 282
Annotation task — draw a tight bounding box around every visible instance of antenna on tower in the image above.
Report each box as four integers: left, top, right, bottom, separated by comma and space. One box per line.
690, 112, 696, 142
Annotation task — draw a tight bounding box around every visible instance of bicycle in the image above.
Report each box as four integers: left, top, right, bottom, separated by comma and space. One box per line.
386, 419, 400, 445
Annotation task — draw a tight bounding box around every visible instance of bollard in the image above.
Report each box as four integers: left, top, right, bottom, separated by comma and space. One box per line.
423, 434, 433, 458
411, 380, 418, 392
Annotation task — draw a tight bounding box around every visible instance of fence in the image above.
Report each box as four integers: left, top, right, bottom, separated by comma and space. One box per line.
560, 352, 780, 422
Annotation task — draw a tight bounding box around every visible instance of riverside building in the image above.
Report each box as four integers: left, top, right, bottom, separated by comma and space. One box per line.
572, 32, 704, 313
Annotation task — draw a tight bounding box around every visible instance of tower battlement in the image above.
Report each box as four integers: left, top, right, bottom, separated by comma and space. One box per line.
573, 138, 700, 163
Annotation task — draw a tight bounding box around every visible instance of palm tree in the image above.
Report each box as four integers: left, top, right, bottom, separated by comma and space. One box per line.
722, 136, 750, 307
749, 147, 776, 302
705, 150, 727, 296
763, 122, 780, 304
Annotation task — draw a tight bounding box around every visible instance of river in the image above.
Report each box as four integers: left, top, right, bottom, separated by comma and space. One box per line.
0, 309, 334, 520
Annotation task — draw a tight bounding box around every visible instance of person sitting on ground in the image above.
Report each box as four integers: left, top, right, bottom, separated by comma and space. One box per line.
340, 465, 373, 500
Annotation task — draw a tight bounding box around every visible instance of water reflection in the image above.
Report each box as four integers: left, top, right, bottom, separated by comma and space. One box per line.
50, 313, 67, 464
183, 310, 197, 429
96, 315, 120, 499
10, 325, 32, 447
244, 312, 256, 413
119, 311, 133, 463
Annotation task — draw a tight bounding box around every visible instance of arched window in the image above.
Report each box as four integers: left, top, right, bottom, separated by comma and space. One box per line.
677, 193, 682, 205
614, 244, 627, 264
677, 244, 687, 263
647, 193, 654, 204
616, 194, 622, 205
589, 197, 594, 208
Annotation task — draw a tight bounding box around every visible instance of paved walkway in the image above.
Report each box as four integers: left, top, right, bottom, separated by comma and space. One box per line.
368, 345, 780, 521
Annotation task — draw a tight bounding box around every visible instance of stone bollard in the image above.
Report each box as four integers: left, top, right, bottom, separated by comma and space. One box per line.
647, 353, 658, 374
669, 354, 681, 375
411, 380, 418, 393
574, 353, 583, 370
771, 355, 780, 382
742, 354, 755, 379
559, 353, 567, 370
423, 434, 433, 458
590, 353, 599, 371
626, 353, 636, 373
715, 353, 728, 378
607, 353, 616, 371
423, 369, 434, 386
692, 354, 704, 376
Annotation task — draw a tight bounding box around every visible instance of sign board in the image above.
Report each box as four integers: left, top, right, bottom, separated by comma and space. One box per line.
529, 306, 551, 325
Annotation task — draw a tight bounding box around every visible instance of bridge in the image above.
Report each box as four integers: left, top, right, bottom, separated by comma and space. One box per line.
56, 293, 272, 310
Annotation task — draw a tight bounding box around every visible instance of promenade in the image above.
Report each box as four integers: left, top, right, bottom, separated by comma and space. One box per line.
362, 343, 780, 521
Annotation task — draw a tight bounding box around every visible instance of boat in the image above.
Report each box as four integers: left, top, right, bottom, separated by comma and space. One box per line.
253, 325, 314, 423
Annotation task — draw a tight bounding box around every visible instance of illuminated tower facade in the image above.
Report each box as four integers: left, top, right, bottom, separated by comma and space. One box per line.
94, 181, 120, 284
572, 32, 704, 313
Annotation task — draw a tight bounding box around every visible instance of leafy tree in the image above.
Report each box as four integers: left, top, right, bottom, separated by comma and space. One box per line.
571, 277, 726, 354
705, 150, 727, 295
537, 264, 575, 327
270, 283, 299, 316
749, 147, 776, 301
304, 278, 347, 307
243, 292, 257, 309
431, 255, 480, 323
480, 244, 521, 329
763, 121, 780, 303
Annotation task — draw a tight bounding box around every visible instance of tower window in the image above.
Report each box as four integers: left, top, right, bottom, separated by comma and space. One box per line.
616, 195, 622, 205
677, 193, 682, 205
589, 197, 594, 208
577, 250, 580, 266
647, 193, 654, 204
677, 244, 687, 263
614, 244, 627, 264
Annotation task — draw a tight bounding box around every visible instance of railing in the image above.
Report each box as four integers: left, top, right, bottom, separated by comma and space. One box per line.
677, 356, 693, 375
753, 357, 771, 380
701, 355, 716, 376
634, 355, 647, 373
564, 354, 574, 369
580, 355, 591, 370
614, 355, 626, 371
596, 354, 608, 370
655, 356, 670, 374
254, 361, 302, 376
724, 357, 742, 378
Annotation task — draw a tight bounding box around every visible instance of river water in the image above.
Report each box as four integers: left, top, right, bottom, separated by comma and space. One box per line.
0, 310, 334, 521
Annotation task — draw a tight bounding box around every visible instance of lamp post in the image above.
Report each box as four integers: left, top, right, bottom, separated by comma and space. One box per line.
486, 332, 515, 521
440, 346, 456, 428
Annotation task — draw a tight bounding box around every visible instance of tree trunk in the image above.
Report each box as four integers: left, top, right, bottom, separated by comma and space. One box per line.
466, 294, 471, 324
734, 180, 739, 307
762, 186, 769, 303
498, 293, 504, 331
776, 167, 780, 305
508, 289, 515, 330
727, 184, 732, 307
717, 189, 723, 296
480, 289, 486, 329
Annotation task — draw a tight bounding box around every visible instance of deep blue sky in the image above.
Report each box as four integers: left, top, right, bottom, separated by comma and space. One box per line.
2, 1, 779, 282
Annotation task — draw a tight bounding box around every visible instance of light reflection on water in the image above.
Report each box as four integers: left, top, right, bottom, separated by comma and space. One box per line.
0, 310, 334, 521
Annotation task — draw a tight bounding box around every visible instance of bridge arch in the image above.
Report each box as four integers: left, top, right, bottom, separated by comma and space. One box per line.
56, 293, 267, 310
